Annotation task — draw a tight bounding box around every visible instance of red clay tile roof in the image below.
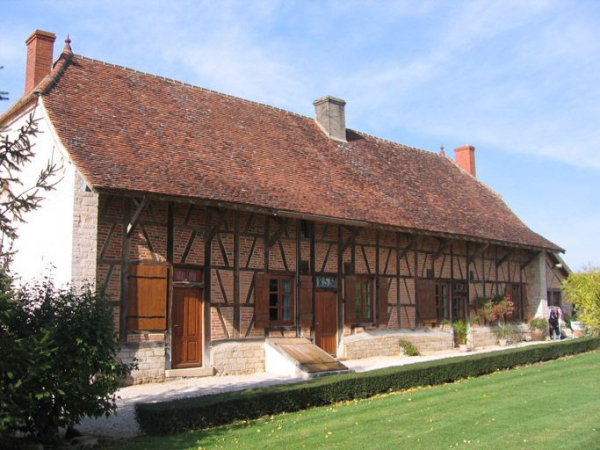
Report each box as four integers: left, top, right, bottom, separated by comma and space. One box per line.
38, 53, 559, 251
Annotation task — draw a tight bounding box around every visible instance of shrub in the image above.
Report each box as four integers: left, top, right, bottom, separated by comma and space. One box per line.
135, 337, 600, 436
399, 339, 420, 356
529, 317, 548, 330
0, 275, 135, 441
562, 267, 600, 335
453, 320, 468, 345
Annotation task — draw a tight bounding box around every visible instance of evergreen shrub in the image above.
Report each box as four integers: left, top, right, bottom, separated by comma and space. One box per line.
135, 337, 600, 435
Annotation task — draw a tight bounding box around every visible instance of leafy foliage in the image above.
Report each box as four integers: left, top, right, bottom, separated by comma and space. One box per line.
0, 114, 62, 264
529, 317, 548, 330
135, 337, 600, 436
563, 267, 600, 335
0, 275, 135, 440
452, 320, 468, 345
398, 339, 420, 356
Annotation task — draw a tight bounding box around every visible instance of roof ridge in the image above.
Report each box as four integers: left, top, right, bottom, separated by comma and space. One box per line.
36, 50, 73, 95
72, 54, 314, 121
352, 129, 434, 155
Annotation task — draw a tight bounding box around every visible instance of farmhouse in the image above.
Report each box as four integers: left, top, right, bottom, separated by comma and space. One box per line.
1, 30, 570, 383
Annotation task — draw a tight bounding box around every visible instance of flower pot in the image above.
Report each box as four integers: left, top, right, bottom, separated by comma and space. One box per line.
459, 344, 470, 352
498, 338, 508, 347
531, 328, 546, 341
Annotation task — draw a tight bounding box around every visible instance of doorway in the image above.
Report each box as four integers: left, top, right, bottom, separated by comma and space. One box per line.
315, 291, 337, 356
172, 286, 203, 368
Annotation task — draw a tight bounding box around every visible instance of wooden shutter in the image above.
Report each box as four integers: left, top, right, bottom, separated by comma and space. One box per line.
254, 273, 270, 328
344, 275, 357, 325
127, 264, 168, 331
298, 275, 313, 327
417, 279, 437, 321
377, 278, 390, 326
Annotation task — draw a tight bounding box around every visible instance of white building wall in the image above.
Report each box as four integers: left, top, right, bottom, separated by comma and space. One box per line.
6, 103, 76, 287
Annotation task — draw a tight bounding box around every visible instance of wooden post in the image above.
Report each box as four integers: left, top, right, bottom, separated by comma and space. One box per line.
396, 232, 401, 328
337, 226, 344, 345
295, 219, 301, 337
119, 198, 131, 340
414, 237, 419, 326
375, 230, 380, 325
203, 208, 213, 366
233, 211, 241, 338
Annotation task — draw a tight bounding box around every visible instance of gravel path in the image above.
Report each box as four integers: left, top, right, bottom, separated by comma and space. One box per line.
78, 340, 551, 441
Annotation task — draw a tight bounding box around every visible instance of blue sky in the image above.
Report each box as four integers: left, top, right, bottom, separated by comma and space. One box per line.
1, 0, 599, 271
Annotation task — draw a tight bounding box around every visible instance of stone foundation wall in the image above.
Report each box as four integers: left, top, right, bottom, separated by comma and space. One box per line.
211, 341, 265, 375
342, 331, 454, 360
117, 342, 166, 385
470, 325, 531, 348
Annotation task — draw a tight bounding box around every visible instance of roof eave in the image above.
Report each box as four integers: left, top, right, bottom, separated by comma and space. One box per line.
95, 187, 563, 254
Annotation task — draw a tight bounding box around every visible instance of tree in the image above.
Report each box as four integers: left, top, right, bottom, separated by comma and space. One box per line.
0, 114, 62, 265
0, 278, 135, 440
0, 87, 134, 443
562, 266, 600, 335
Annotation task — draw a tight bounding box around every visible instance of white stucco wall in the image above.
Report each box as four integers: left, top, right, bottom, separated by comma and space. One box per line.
5, 102, 76, 287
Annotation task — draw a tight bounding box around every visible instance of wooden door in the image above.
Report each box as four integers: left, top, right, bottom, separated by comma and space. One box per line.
172, 287, 203, 368
316, 291, 337, 356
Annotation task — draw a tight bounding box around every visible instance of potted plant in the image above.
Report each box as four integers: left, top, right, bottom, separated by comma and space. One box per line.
529, 317, 548, 341
476, 297, 494, 325
453, 320, 470, 351
494, 323, 517, 346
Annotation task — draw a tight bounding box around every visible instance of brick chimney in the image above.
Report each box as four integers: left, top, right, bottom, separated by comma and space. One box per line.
454, 145, 476, 177
24, 30, 56, 95
313, 96, 347, 143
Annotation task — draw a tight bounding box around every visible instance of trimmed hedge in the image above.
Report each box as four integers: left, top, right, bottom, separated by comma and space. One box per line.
136, 337, 600, 435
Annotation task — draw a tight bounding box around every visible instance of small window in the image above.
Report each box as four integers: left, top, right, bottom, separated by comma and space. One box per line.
355, 278, 374, 321
268, 276, 294, 326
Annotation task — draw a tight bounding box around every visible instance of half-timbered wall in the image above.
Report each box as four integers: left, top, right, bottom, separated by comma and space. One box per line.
95, 194, 546, 353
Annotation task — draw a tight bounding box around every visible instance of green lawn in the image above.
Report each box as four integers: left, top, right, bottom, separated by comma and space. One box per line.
110, 351, 600, 449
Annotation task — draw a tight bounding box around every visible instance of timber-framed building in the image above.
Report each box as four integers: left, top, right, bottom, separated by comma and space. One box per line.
1, 31, 570, 382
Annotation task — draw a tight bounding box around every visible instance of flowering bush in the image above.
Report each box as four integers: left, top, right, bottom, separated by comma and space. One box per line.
476, 295, 515, 324
492, 294, 515, 322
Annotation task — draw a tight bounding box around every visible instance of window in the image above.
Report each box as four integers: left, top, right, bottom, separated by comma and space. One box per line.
452, 283, 467, 321
355, 278, 374, 321
268, 276, 294, 326
435, 282, 450, 321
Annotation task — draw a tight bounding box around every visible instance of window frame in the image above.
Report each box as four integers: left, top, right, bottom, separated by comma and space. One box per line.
267, 274, 295, 326
354, 277, 375, 323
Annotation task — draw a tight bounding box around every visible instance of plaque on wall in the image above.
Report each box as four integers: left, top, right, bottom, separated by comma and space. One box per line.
315, 276, 337, 289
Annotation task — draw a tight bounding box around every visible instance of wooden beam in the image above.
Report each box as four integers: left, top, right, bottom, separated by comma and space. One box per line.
126, 195, 149, 237
521, 251, 540, 270
398, 235, 417, 261
495, 248, 515, 268
267, 218, 286, 248
468, 243, 489, 265
98, 222, 117, 262
432, 238, 451, 262
340, 226, 361, 255
206, 209, 225, 242
167, 202, 174, 263
119, 199, 132, 340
